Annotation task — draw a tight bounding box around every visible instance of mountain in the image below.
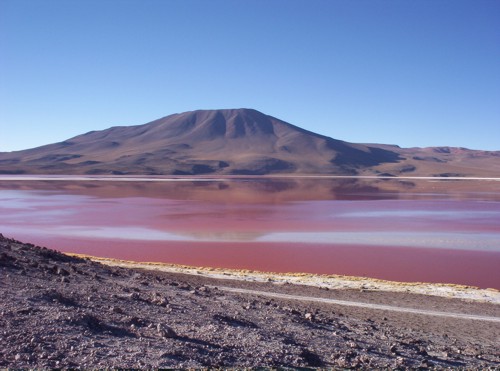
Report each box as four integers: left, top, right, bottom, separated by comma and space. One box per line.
0, 108, 499, 176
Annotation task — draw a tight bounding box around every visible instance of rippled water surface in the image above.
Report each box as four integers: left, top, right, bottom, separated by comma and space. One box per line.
1, 176, 499, 288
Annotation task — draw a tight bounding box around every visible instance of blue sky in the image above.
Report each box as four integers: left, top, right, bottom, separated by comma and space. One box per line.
1, 0, 499, 152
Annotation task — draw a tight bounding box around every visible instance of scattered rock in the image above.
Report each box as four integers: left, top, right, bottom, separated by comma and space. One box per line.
390, 343, 398, 354
418, 346, 428, 356
128, 293, 140, 300
110, 306, 124, 314
300, 348, 322, 367
157, 324, 177, 339
419, 359, 432, 368
347, 341, 359, 349
1, 234, 498, 369
304, 312, 314, 321
396, 356, 406, 366
57, 267, 70, 276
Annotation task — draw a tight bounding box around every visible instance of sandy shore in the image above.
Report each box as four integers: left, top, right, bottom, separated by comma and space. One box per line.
75, 254, 500, 305
2, 234, 500, 368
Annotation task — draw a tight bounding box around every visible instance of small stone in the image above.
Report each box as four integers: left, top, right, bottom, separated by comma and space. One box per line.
57, 267, 69, 276
157, 323, 176, 338
347, 341, 358, 349
15, 353, 22, 361
157, 298, 169, 307
128, 316, 141, 325
304, 313, 314, 321
128, 293, 140, 300
418, 347, 428, 356
419, 359, 431, 368
110, 306, 124, 314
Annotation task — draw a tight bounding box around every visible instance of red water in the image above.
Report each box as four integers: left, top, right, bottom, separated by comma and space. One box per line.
24, 236, 500, 289
1, 177, 499, 289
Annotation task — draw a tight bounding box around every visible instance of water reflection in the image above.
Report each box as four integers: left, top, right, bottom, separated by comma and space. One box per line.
1, 176, 499, 288
0, 177, 402, 202
1, 176, 499, 201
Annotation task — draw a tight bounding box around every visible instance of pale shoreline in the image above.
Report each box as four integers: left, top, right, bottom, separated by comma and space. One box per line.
3, 174, 499, 303
2, 174, 500, 181
69, 253, 500, 305
4, 233, 500, 368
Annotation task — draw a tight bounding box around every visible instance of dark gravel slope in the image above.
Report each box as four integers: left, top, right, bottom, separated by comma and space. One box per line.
1, 234, 499, 368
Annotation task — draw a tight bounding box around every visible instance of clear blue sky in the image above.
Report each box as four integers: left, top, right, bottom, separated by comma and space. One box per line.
1, 0, 499, 152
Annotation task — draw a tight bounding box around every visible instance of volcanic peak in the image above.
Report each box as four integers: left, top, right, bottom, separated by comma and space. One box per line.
0, 108, 498, 177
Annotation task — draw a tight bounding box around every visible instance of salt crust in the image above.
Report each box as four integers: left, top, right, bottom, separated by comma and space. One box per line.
69, 254, 500, 305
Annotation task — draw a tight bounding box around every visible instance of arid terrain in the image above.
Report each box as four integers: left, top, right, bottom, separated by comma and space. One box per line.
1, 233, 499, 368
1, 108, 499, 177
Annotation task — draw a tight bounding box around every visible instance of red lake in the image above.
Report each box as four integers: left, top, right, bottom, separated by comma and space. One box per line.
1, 175, 499, 289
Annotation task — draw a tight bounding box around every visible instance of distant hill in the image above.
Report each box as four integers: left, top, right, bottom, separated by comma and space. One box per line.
0, 108, 499, 176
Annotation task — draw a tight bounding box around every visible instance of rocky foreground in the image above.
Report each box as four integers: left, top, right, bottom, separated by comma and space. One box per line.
1, 234, 499, 368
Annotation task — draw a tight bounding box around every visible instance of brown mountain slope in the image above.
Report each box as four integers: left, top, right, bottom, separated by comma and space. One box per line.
366, 144, 500, 177
0, 109, 498, 176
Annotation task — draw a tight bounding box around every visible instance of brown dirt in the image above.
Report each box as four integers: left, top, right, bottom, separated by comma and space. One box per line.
1, 234, 499, 368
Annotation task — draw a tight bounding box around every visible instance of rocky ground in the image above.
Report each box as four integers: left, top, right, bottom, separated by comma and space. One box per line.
1, 233, 499, 368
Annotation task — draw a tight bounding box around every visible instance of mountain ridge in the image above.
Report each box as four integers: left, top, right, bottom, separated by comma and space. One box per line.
0, 109, 499, 177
